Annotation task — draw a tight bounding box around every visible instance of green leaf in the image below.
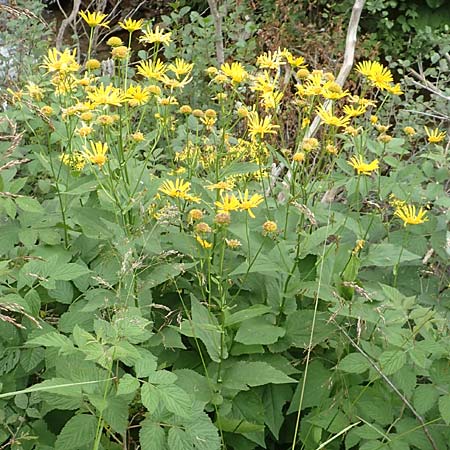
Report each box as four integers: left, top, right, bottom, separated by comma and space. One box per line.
140, 419, 167, 450
135, 348, 158, 378
216, 417, 264, 433
263, 384, 292, 439
55, 414, 97, 450
180, 296, 224, 363
413, 384, 439, 415
52, 263, 91, 281
235, 317, 285, 345
379, 351, 407, 375
438, 394, 450, 425
285, 310, 336, 348
103, 396, 129, 435
337, 353, 371, 374
168, 428, 193, 450
26, 332, 74, 352
224, 305, 272, 327
16, 196, 45, 215
223, 361, 295, 391
141, 382, 160, 413
158, 384, 192, 417
362, 244, 421, 267
117, 374, 140, 396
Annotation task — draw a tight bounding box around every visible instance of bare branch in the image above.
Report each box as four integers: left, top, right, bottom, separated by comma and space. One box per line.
56, 0, 82, 50
306, 0, 366, 138
207, 0, 225, 66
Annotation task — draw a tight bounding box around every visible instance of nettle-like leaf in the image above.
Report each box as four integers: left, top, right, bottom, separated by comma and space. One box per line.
55, 414, 97, 450
179, 295, 225, 362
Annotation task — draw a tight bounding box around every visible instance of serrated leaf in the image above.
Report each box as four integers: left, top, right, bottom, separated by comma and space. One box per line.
337, 353, 371, 374
140, 419, 167, 450
263, 384, 292, 439
223, 361, 295, 391
141, 382, 160, 413
158, 384, 192, 417
438, 394, 450, 425
184, 407, 220, 450
55, 414, 97, 450
52, 263, 90, 281
103, 396, 129, 435
235, 317, 285, 345
216, 416, 264, 433
379, 351, 406, 375
224, 305, 272, 327
117, 374, 140, 396
16, 196, 44, 214
362, 244, 420, 267
180, 296, 224, 363
413, 384, 439, 415
26, 332, 74, 352
168, 427, 193, 450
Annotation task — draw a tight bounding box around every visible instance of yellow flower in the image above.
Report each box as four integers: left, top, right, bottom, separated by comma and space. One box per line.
85, 58, 101, 70
87, 84, 124, 107
370, 115, 378, 124
355, 60, 393, 91
125, 85, 150, 106
403, 126, 416, 136
293, 151, 305, 163
394, 204, 428, 226
60, 152, 86, 171
263, 220, 277, 233
42, 48, 79, 74
317, 106, 350, 128
97, 114, 116, 126
136, 59, 167, 81
424, 126, 446, 144
206, 180, 234, 191
256, 51, 285, 70
215, 193, 240, 214
238, 189, 264, 218
168, 58, 194, 78
79, 10, 110, 28
111, 46, 129, 59
40, 105, 54, 116
347, 155, 379, 175
26, 82, 44, 101
343, 104, 366, 117
188, 209, 203, 222
221, 62, 247, 84
247, 111, 279, 140
76, 126, 93, 137
196, 236, 212, 249
119, 18, 144, 32
82, 141, 108, 167
106, 36, 123, 47
301, 137, 319, 152
80, 111, 94, 122
159, 178, 196, 201
322, 81, 348, 100
139, 25, 172, 46
261, 90, 283, 110
161, 74, 192, 90
386, 83, 403, 96
195, 222, 212, 234
377, 133, 392, 144
225, 238, 241, 249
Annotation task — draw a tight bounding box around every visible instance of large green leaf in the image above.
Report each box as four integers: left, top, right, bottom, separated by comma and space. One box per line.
140, 418, 167, 450
180, 296, 225, 362
224, 305, 272, 327
235, 317, 285, 345
168, 428, 193, 450
222, 361, 295, 391
337, 353, 371, 374
378, 350, 407, 375
55, 414, 97, 450
438, 394, 450, 425
362, 244, 421, 267
158, 384, 192, 418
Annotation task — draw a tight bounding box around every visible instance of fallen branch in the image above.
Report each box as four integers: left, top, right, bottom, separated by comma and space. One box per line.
207, 0, 225, 66
306, 0, 366, 138
56, 0, 82, 51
